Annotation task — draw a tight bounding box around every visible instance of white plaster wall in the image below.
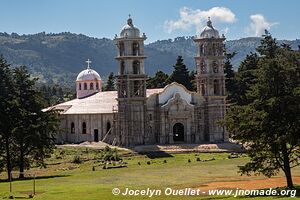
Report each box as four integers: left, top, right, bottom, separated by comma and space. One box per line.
60, 113, 114, 144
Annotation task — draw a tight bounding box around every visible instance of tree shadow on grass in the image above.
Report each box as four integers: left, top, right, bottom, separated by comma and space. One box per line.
0, 174, 70, 182
139, 151, 174, 159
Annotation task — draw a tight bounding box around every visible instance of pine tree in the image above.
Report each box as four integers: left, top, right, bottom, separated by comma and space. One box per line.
0, 56, 15, 180
0, 57, 59, 180
189, 70, 197, 92
105, 72, 115, 91
147, 70, 169, 89
235, 52, 259, 105
223, 52, 237, 103
256, 30, 278, 58
169, 56, 192, 90
224, 33, 300, 189
13, 66, 59, 178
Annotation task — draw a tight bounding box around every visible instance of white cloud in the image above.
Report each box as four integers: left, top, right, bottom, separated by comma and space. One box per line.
246, 14, 278, 36
222, 27, 229, 35
164, 7, 236, 34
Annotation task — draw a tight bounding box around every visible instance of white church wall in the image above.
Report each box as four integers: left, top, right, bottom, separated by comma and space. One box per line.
59, 113, 114, 144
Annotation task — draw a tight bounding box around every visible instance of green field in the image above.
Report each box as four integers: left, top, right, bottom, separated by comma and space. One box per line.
0, 146, 299, 199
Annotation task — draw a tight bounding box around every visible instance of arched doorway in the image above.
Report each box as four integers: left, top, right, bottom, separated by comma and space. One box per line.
173, 123, 184, 142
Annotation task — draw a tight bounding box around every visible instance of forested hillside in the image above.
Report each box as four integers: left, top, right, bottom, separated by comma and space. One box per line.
0, 32, 299, 86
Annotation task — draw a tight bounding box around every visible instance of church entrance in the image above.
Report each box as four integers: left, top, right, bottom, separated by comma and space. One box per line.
94, 129, 99, 142
173, 123, 184, 142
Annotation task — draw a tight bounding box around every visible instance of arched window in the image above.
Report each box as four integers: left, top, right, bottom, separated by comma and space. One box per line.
119, 42, 125, 56
120, 61, 125, 75
200, 61, 205, 73
212, 43, 216, 56
71, 122, 75, 134
199, 44, 204, 56
79, 83, 81, 90
132, 42, 139, 55
90, 82, 94, 90
214, 80, 219, 95
212, 61, 218, 73
149, 114, 152, 121
82, 122, 87, 134
106, 121, 111, 134
84, 83, 87, 90
201, 80, 205, 95
96, 82, 99, 90
132, 60, 140, 74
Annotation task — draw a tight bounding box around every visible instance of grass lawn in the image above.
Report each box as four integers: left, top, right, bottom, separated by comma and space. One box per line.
0, 146, 299, 199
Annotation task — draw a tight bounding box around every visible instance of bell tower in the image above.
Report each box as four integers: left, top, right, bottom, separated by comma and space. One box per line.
194, 18, 227, 142
114, 16, 148, 146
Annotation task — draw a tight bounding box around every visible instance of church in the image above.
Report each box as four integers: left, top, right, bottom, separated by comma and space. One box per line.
49, 16, 228, 147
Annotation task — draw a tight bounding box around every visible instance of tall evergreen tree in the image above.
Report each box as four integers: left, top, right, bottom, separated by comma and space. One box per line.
13, 67, 59, 178
147, 70, 169, 89
0, 57, 59, 179
224, 52, 237, 103
0, 56, 15, 180
256, 30, 278, 59
105, 72, 115, 91
189, 70, 197, 92
235, 52, 259, 105
225, 33, 300, 189
169, 56, 192, 90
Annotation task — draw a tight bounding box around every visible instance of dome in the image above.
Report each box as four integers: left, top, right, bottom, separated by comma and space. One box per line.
76, 68, 101, 81
120, 16, 140, 38
76, 60, 101, 81
200, 18, 220, 38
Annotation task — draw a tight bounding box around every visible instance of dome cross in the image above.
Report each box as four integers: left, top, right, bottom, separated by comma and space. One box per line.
86, 59, 92, 69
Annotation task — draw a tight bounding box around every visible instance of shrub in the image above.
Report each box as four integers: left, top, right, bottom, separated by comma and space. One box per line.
147, 161, 151, 165
138, 162, 141, 165
188, 159, 191, 163
100, 146, 122, 162
163, 160, 167, 163
73, 155, 82, 164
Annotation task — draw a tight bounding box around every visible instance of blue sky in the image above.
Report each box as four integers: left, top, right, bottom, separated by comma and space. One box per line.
0, 0, 299, 43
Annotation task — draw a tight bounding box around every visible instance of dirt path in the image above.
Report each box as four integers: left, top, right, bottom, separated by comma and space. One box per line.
199, 177, 300, 191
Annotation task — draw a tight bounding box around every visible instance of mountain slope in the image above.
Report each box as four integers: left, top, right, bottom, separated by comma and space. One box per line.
0, 32, 299, 86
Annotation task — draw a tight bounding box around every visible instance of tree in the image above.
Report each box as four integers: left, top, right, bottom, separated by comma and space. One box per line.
223, 52, 237, 102
224, 33, 300, 189
256, 30, 278, 59
235, 52, 259, 105
0, 57, 59, 180
168, 56, 193, 90
104, 72, 115, 91
12, 66, 59, 178
189, 70, 197, 92
0, 56, 15, 180
39, 84, 75, 107
147, 70, 169, 89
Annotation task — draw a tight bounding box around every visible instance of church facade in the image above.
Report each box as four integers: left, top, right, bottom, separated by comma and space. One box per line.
49, 17, 228, 147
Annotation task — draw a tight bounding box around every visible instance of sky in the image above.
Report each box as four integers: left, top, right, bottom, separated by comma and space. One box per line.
0, 0, 299, 43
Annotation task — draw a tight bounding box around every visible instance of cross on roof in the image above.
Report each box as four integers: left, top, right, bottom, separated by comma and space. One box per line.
86, 59, 92, 69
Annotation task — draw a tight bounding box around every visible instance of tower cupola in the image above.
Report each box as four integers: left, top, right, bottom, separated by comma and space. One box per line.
199, 17, 220, 39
